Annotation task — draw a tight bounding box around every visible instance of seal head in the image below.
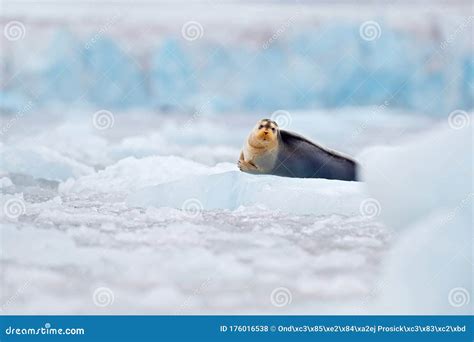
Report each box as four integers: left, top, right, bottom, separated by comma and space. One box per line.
238, 119, 279, 174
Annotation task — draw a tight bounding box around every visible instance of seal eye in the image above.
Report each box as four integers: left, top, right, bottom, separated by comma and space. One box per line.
258, 125, 263, 129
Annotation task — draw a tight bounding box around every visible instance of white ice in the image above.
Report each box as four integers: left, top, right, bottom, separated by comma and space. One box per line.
1, 110, 402, 314
0, 110, 470, 315
360, 120, 472, 314
128, 171, 365, 216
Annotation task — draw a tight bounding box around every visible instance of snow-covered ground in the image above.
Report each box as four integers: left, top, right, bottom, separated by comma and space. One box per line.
3, 108, 470, 315
361, 123, 472, 314
1, 110, 392, 314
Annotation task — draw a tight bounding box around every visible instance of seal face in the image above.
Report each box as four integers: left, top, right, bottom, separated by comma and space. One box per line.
238, 119, 358, 181
238, 119, 279, 174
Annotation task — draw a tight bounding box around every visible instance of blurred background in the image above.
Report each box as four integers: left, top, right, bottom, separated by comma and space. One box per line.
1, 0, 472, 167
0, 0, 472, 314
1, 0, 473, 114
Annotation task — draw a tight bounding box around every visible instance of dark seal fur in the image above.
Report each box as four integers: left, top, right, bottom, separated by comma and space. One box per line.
272, 130, 357, 180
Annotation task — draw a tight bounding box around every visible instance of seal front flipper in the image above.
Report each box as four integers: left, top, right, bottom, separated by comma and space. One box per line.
238, 159, 259, 173
238, 151, 259, 173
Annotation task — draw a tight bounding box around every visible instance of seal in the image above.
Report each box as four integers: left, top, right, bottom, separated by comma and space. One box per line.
238, 119, 358, 181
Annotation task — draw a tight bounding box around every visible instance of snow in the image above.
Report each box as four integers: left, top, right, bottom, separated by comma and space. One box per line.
360, 121, 471, 230
0, 177, 13, 188
128, 171, 364, 216
1, 109, 405, 314
62, 156, 235, 195
1, 209, 388, 314
0, 143, 94, 181
360, 119, 472, 314
1, 109, 471, 314
2, 108, 469, 314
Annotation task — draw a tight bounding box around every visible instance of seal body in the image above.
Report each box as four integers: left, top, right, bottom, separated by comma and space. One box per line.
272, 130, 357, 180
239, 119, 358, 181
